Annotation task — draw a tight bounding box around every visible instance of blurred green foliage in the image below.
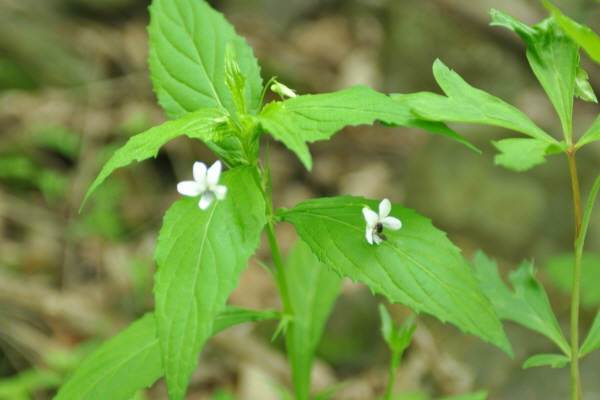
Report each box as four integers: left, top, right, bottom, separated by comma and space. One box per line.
545, 252, 600, 308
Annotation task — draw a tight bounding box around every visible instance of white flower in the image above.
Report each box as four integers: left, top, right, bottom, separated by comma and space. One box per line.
362, 198, 402, 245
177, 161, 228, 210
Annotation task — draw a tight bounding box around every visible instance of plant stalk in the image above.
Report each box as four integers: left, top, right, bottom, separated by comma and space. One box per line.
265, 219, 292, 312
262, 143, 292, 314
567, 149, 582, 400
384, 351, 401, 400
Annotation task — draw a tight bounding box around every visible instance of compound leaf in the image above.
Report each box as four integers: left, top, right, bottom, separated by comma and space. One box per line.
473, 251, 570, 356
493, 138, 554, 171
544, 0, 600, 65
393, 59, 557, 144
490, 10, 578, 139
522, 353, 569, 369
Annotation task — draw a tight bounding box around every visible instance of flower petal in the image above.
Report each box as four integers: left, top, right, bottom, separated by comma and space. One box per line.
362, 208, 379, 227
213, 185, 228, 200
206, 161, 222, 187
199, 192, 215, 210
177, 181, 203, 197
378, 198, 392, 218
373, 234, 383, 245
365, 225, 374, 245
192, 161, 208, 183
381, 216, 402, 231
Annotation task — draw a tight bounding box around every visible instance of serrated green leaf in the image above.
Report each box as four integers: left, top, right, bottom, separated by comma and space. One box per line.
53, 313, 162, 400
153, 166, 266, 400
522, 353, 570, 369
544, 0, 600, 64
392, 59, 556, 144
492, 138, 550, 171
285, 240, 342, 400
224, 44, 248, 116
148, 0, 262, 120
580, 308, 600, 357
81, 107, 231, 208
54, 307, 279, 400
578, 113, 600, 146
277, 196, 512, 355
258, 85, 476, 170
473, 251, 570, 356
490, 10, 578, 139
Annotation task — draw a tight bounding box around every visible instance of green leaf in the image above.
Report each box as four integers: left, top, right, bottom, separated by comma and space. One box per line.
81, 107, 231, 208
522, 353, 570, 369
492, 138, 550, 171
578, 113, 600, 146
379, 304, 416, 354
258, 85, 476, 170
148, 0, 262, 120
284, 240, 343, 400
205, 136, 257, 170
54, 307, 279, 400
53, 313, 162, 400
490, 10, 578, 139
277, 196, 512, 355
213, 306, 281, 333
379, 304, 397, 347
574, 67, 597, 103
580, 308, 600, 357
544, 0, 600, 64
224, 44, 248, 116
153, 166, 266, 400
392, 59, 556, 144
473, 251, 570, 356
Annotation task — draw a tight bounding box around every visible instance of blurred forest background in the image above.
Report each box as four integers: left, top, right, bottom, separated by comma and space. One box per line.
2, 0, 600, 399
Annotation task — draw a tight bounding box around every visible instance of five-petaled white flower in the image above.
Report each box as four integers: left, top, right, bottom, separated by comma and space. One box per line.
362, 198, 402, 245
177, 161, 228, 210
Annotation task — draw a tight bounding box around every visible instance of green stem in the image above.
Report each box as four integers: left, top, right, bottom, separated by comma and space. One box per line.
261, 143, 293, 321
265, 218, 292, 311
567, 149, 582, 400
263, 151, 306, 398
384, 350, 401, 400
